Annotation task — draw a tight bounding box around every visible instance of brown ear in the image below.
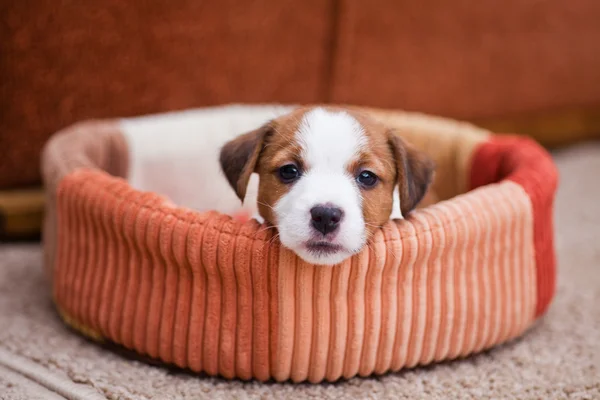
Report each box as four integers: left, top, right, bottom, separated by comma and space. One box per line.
219, 123, 272, 201
388, 132, 436, 216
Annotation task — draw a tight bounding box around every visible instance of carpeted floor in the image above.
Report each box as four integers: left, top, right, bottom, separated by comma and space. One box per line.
1, 142, 599, 400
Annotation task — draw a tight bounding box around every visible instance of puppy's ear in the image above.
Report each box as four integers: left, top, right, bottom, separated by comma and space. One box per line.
220, 123, 272, 201
388, 131, 436, 216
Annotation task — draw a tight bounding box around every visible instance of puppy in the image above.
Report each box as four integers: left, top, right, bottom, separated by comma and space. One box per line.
219, 106, 435, 266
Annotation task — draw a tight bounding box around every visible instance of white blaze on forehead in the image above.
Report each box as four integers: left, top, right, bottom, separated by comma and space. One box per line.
297, 108, 367, 171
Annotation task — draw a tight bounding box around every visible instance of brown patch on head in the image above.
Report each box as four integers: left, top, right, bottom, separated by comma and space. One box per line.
342, 109, 436, 235
254, 108, 310, 224
343, 111, 399, 237
219, 107, 311, 224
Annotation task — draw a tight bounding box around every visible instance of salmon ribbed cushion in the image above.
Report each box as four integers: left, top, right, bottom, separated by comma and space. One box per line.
41, 105, 558, 383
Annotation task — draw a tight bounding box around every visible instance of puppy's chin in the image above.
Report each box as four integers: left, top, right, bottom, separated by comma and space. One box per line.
276, 226, 367, 266
281, 240, 362, 266
292, 242, 361, 266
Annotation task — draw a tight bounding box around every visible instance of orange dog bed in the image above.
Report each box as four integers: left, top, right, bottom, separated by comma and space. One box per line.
41, 105, 558, 383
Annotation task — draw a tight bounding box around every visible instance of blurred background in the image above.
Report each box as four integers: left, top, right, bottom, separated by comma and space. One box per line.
1, 0, 600, 240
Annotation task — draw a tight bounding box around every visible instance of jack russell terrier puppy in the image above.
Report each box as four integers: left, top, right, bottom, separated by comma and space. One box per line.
219, 106, 435, 266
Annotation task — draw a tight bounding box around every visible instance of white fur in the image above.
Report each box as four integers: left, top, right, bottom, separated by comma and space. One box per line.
390, 187, 403, 220
274, 108, 368, 265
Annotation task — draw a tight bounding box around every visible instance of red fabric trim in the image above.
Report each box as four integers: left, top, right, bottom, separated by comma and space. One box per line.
470, 136, 559, 318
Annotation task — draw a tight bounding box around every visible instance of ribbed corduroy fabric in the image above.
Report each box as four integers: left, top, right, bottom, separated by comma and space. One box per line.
53, 169, 539, 382
273, 181, 536, 382
54, 169, 279, 380
42, 106, 558, 383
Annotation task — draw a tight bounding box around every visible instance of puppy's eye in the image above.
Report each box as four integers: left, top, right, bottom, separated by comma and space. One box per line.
278, 164, 301, 183
357, 170, 378, 188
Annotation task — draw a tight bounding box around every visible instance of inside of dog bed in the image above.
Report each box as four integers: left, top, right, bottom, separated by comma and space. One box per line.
118, 106, 489, 216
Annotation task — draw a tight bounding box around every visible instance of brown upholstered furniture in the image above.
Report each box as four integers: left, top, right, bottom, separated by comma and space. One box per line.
2, 0, 600, 190
1, 1, 333, 188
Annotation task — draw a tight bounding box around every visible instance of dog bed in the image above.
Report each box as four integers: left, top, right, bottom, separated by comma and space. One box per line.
41, 105, 558, 383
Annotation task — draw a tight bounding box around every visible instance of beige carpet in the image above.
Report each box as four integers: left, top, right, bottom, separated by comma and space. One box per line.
1, 142, 599, 400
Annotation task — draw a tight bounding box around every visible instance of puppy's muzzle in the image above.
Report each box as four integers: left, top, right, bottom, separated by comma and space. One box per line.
310, 205, 343, 236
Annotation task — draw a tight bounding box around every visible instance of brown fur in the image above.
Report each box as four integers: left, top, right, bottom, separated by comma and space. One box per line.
219, 106, 435, 237
255, 111, 305, 225
219, 124, 271, 201
389, 133, 436, 216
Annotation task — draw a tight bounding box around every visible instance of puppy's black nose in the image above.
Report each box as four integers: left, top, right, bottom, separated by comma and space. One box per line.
310, 205, 343, 235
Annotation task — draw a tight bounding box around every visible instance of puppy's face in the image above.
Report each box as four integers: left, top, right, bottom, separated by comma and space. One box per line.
220, 107, 434, 265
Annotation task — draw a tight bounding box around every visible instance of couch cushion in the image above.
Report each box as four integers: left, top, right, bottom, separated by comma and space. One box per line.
330, 0, 600, 120
0, 0, 333, 188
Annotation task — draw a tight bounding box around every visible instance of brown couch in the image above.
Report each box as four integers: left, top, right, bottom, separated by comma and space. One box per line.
2, 0, 600, 189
